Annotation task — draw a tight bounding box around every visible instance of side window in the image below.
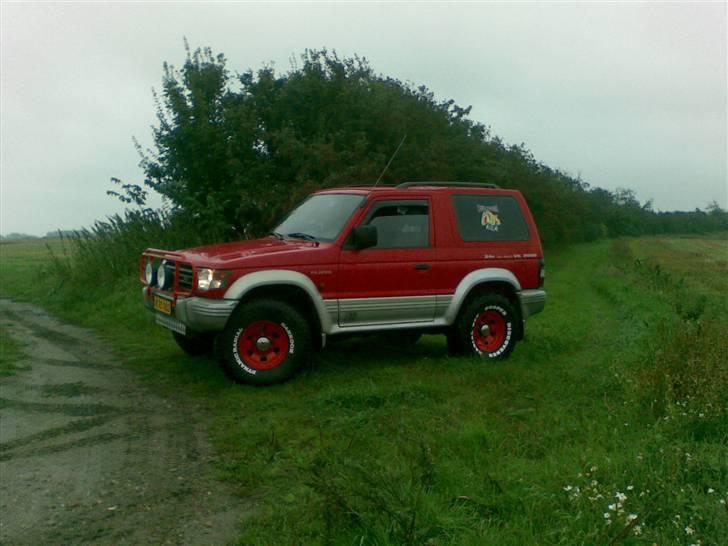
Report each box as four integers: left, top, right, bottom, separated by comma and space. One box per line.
452, 195, 529, 242
363, 200, 429, 248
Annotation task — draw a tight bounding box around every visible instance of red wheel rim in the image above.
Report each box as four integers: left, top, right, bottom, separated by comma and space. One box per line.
237, 320, 290, 370
472, 309, 507, 353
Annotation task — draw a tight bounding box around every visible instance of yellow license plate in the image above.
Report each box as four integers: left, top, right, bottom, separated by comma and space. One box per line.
153, 296, 172, 315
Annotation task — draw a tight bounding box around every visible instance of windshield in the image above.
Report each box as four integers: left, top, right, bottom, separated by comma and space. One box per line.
274, 193, 365, 242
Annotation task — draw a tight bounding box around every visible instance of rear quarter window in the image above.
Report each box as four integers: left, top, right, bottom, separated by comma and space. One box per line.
452, 194, 529, 242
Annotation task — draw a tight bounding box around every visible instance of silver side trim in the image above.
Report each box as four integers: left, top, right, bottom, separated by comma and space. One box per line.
324, 299, 339, 324
328, 320, 448, 336
338, 295, 436, 326
434, 295, 453, 318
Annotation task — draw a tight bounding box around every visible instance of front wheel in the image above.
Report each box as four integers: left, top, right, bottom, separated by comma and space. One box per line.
451, 294, 518, 359
218, 299, 311, 385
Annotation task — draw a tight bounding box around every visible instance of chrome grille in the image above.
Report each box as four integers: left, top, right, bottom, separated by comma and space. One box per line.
177, 263, 194, 290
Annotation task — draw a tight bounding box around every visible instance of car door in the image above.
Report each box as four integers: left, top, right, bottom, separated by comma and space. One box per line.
337, 198, 438, 327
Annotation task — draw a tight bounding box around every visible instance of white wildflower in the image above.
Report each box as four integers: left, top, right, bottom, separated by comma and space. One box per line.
633, 525, 642, 535
707, 488, 714, 494
615, 492, 627, 503
685, 525, 695, 535
563, 485, 573, 492
627, 485, 634, 491
627, 514, 638, 522
608, 503, 617, 511
604, 512, 610, 519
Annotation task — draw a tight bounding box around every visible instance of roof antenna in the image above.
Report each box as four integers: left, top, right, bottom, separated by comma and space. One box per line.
374, 134, 407, 187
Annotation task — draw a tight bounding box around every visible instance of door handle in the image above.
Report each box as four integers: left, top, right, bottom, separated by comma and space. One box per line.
414, 263, 431, 270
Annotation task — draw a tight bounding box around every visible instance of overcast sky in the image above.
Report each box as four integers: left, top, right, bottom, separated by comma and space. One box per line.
1, 1, 726, 236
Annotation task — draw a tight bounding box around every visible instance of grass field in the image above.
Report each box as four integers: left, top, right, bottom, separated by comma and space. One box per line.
1, 235, 726, 545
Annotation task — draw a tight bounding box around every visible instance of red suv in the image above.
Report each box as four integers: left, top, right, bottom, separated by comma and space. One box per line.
141, 182, 546, 385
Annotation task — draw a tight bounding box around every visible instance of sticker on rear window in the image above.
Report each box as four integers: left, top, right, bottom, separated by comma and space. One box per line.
477, 205, 501, 232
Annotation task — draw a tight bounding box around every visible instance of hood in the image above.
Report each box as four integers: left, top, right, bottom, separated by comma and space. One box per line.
176, 237, 331, 269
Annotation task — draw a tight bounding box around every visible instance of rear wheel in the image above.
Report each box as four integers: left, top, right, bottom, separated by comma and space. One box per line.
451, 294, 518, 359
218, 299, 311, 385
172, 331, 215, 356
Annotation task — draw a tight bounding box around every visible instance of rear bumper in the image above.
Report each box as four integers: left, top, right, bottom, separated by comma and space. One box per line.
518, 289, 546, 320
143, 288, 238, 333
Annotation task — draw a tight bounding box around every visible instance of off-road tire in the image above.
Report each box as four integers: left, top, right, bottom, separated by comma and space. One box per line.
452, 293, 518, 359
172, 331, 216, 356
218, 299, 311, 386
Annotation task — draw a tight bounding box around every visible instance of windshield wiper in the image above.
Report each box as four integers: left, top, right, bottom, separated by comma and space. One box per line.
268, 231, 285, 240
287, 232, 319, 246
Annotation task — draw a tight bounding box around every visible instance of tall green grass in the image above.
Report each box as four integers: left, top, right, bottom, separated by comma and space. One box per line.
612, 239, 728, 427
48, 209, 224, 285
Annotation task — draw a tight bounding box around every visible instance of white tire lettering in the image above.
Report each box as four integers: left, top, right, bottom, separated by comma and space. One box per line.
232, 328, 257, 375
281, 322, 295, 354
469, 304, 513, 357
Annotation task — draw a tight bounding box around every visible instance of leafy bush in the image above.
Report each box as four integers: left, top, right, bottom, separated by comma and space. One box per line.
111, 45, 728, 250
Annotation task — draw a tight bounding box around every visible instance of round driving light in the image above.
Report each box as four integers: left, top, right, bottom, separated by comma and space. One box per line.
145, 262, 156, 285
157, 263, 170, 290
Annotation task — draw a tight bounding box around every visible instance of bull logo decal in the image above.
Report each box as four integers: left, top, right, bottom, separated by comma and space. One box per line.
477, 205, 501, 232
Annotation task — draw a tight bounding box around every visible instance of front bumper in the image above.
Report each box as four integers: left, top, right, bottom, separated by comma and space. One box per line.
142, 288, 238, 333
518, 289, 547, 320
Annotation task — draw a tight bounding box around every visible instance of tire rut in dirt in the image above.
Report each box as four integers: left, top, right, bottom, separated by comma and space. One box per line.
0, 299, 250, 545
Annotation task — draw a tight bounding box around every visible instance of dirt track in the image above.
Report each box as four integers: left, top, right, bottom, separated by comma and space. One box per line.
0, 299, 247, 545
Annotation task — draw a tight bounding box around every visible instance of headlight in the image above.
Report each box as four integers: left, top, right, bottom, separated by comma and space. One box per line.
197, 268, 229, 292
145, 262, 156, 286
157, 263, 172, 290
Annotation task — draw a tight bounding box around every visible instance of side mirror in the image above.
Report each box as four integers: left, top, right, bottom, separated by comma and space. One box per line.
350, 225, 378, 250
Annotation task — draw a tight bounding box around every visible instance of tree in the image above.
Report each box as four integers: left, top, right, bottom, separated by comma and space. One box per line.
119, 45, 725, 246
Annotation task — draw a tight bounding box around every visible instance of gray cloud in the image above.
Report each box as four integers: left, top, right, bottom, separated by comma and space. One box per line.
1, 1, 725, 235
